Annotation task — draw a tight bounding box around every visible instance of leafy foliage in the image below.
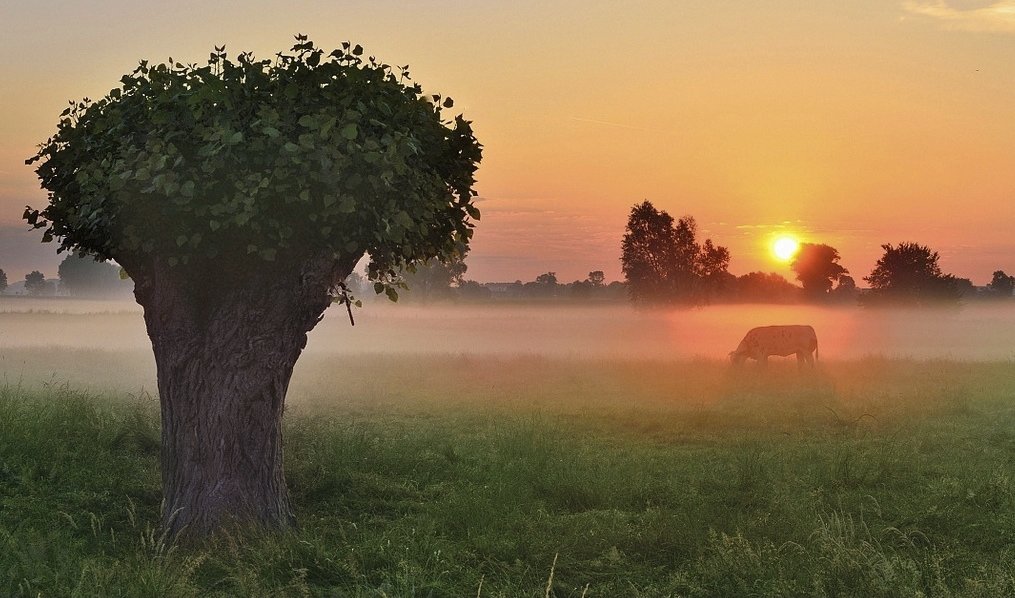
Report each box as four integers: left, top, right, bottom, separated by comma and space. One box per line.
621, 200, 730, 304
791, 243, 848, 299
25, 35, 482, 292
863, 242, 959, 306
0, 268, 6, 294
733, 271, 800, 303
23, 271, 52, 296
988, 270, 1013, 297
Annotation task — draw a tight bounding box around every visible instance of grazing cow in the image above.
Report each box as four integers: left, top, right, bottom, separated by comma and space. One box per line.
729, 325, 818, 367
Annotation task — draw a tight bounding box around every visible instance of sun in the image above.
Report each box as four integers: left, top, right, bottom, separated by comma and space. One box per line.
772, 236, 800, 262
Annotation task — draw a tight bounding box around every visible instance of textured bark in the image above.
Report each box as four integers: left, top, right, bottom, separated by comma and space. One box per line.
130, 255, 350, 537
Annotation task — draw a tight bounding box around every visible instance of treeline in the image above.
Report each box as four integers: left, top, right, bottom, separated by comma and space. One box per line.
0, 254, 131, 298
621, 200, 1014, 307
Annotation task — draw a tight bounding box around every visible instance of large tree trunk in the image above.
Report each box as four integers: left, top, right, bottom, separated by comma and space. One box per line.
130, 256, 348, 537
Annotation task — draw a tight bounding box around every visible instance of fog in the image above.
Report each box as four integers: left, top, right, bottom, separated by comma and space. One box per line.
2, 298, 1014, 395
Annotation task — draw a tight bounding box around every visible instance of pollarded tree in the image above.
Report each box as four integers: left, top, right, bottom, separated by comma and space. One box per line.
25, 37, 481, 536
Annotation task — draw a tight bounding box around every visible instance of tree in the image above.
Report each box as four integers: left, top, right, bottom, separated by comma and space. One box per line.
988, 270, 1013, 297
24, 271, 52, 296
733, 272, 800, 303
831, 275, 857, 302
25, 37, 481, 536
620, 200, 729, 304
399, 246, 468, 302
0, 268, 6, 294
523, 272, 558, 298
863, 242, 959, 305
58, 253, 126, 297
587, 271, 605, 288
790, 243, 848, 299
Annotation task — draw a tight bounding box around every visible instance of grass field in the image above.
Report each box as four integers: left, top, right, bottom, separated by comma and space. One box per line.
2, 355, 1014, 597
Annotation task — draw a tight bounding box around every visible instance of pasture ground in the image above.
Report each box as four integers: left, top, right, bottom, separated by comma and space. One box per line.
1, 355, 1014, 597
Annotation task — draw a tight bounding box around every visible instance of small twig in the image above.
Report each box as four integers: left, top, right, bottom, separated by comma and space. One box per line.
336, 281, 355, 326
476, 574, 484, 598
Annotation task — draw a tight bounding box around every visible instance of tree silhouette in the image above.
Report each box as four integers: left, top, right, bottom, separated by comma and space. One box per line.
863, 242, 959, 305
24, 271, 48, 296
25, 37, 481, 536
790, 243, 847, 299
734, 272, 800, 303
587, 271, 605, 288
621, 200, 729, 304
988, 270, 1013, 297
0, 268, 6, 294
58, 253, 125, 297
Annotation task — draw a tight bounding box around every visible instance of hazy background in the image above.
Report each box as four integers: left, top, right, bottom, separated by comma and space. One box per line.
3, 300, 1013, 398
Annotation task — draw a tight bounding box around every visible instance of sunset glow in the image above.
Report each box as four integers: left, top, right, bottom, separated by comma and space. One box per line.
773, 237, 801, 262
2, 2, 1015, 285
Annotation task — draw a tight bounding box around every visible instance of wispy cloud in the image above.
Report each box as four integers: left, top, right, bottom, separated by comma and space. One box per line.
903, 1, 1015, 32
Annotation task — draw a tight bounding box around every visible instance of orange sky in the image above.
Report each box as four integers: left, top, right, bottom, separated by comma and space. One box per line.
2, 1, 1014, 284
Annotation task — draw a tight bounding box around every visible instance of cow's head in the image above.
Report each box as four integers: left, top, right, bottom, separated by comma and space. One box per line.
728, 350, 747, 367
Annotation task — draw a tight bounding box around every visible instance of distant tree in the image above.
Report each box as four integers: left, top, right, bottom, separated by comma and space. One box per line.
523, 272, 558, 298
954, 277, 976, 299
587, 271, 605, 288
864, 242, 959, 305
58, 253, 125, 297
831, 275, 857, 302
790, 243, 848, 299
400, 249, 468, 302
535, 272, 558, 286
24, 271, 53, 296
733, 272, 800, 303
620, 200, 729, 304
0, 268, 6, 294
988, 270, 1014, 297
457, 280, 491, 300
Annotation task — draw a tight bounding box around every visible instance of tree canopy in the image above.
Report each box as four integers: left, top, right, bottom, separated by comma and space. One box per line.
621, 200, 729, 304
864, 242, 959, 305
25, 36, 481, 296
790, 243, 848, 299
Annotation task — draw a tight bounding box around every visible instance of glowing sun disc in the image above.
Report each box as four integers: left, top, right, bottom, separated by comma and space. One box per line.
773, 236, 799, 261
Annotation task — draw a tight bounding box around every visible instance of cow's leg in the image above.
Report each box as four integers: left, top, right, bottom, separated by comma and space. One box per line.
796, 352, 805, 369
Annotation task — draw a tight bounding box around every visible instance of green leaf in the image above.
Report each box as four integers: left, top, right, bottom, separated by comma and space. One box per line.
385, 287, 399, 302
263, 126, 280, 138
180, 181, 195, 198
209, 220, 221, 231
443, 97, 454, 109
465, 204, 481, 220
340, 123, 358, 140
227, 131, 244, 144
284, 142, 299, 152
176, 235, 187, 247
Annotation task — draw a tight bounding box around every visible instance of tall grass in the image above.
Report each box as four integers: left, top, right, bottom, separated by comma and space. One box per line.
1, 358, 1014, 596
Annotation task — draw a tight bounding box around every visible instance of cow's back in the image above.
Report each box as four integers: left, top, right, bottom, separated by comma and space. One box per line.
744, 325, 816, 357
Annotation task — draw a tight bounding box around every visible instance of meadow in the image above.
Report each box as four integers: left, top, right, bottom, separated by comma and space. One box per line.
1, 299, 1014, 596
